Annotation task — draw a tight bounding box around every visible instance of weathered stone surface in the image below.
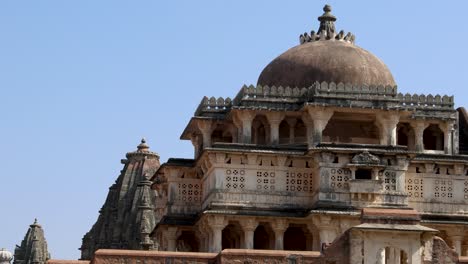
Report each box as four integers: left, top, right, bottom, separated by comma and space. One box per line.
14, 220, 50, 264
80, 139, 160, 260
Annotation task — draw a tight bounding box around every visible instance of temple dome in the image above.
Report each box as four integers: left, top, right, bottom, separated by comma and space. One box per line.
257, 5, 396, 88
0, 248, 13, 264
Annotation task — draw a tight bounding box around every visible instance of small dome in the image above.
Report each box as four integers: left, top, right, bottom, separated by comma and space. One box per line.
0, 248, 13, 264
257, 5, 396, 88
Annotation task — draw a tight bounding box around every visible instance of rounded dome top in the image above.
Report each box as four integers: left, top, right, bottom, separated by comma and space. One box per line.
0, 248, 13, 263
257, 5, 396, 88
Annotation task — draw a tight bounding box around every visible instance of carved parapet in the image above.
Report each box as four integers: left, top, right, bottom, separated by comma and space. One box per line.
232, 84, 308, 105
194, 96, 232, 116
311, 81, 398, 98
300, 29, 355, 44
396, 93, 454, 110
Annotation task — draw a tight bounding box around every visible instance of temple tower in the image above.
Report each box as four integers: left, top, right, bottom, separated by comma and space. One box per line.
80, 139, 160, 260
13, 219, 50, 264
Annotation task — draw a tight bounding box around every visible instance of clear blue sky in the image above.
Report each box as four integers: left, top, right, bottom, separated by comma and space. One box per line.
1, 1, 468, 260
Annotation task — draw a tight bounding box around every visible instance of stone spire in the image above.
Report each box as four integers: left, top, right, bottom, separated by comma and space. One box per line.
80, 139, 160, 260
13, 219, 50, 264
317, 4, 336, 35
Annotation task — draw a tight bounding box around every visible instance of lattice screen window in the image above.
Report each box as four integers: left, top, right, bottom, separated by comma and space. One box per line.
225, 169, 245, 190
464, 180, 468, 199
406, 178, 423, 199
330, 168, 350, 190
286, 172, 313, 192
434, 179, 453, 199
256, 171, 275, 191
381, 171, 397, 192
177, 182, 202, 202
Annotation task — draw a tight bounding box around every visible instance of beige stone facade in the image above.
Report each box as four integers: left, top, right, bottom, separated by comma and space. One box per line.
65, 4, 468, 264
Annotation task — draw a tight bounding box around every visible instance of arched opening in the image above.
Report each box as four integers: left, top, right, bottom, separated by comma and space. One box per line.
423, 124, 444, 151
397, 123, 415, 150
176, 231, 199, 252
294, 119, 307, 143
284, 226, 307, 251
252, 116, 268, 145
222, 223, 243, 249
254, 224, 274, 249
211, 125, 233, 144
279, 120, 289, 144
322, 113, 379, 144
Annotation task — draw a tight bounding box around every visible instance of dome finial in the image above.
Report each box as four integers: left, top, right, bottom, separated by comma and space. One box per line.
318, 4, 336, 35
137, 137, 150, 152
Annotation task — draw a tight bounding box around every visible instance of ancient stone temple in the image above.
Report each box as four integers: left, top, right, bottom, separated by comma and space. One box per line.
14, 219, 50, 264
80, 139, 160, 259
68, 4, 468, 264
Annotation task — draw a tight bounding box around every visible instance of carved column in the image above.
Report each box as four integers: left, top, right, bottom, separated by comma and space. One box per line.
376, 113, 399, 145
307, 108, 333, 146
240, 218, 258, 249
411, 121, 428, 152
376, 247, 385, 264
312, 215, 337, 250
272, 219, 288, 250
197, 120, 214, 148
166, 227, 178, 251
266, 112, 285, 145
190, 134, 200, 159
286, 118, 297, 144
207, 216, 227, 252
349, 230, 363, 264
441, 122, 455, 154
451, 235, 463, 255
302, 113, 314, 147
236, 111, 256, 144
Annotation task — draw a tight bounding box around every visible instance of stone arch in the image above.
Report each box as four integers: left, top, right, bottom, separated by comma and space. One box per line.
211, 125, 233, 144
252, 116, 269, 145
254, 223, 274, 249
294, 119, 307, 143
397, 123, 415, 150
284, 226, 308, 251
279, 120, 289, 144
176, 231, 199, 252
222, 222, 243, 249
423, 124, 444, 151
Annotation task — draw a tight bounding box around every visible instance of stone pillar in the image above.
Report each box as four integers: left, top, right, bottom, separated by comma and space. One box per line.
302, 113, 314, 147
376, 113, 399, 145
441, 122, 455, 154
271, 219, 288, 250
190, 134, 200, 158
166, 227, 178, 251
240, 219, 257, 249
286, 118, 297, 144
377, 247, 385, 264
349, 230, 363, 264
350, 167, 357, 180
197, 120, 213, 148
411, 121, 428, 152
451, 235, 463, 255
312, 215, 336, 251
207, 216, 227, 253
307, 108, 333, 146
236, 111, 256, 144
266, 112, 285, 145
306, 224, 321, 251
